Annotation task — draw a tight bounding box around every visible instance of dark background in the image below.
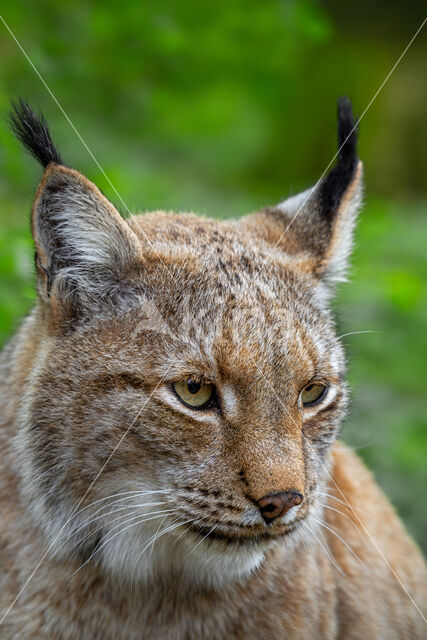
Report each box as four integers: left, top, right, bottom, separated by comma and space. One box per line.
0, 1, 426, 551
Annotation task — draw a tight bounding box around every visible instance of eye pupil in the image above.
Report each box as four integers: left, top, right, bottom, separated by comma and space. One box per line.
187, 381, 201, 394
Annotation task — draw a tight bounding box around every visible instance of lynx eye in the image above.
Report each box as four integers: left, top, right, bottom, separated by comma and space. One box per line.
300, 383, 327, 407
173, 380, 214, 409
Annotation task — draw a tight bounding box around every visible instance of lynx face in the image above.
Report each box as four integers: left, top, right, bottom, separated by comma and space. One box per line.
11, 99, 362, 587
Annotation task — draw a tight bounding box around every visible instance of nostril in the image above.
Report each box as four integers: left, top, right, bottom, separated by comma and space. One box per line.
263, 503, 277, 513
257, 492, 303, 522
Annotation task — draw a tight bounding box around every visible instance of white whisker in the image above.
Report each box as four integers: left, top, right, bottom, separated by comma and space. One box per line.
69, 489, 170, 522
311, 517, 365, 567
337, 330, 379, 339
130, 517, 197, 585
301, 521, 345, 576
53, 499, 171, 559
318, 491, 369, 516
72, 500, 170, 536
184, 525, 217, 559
320, 502, 364, 531
150, 515, 169, 556
71, 510, 176, 576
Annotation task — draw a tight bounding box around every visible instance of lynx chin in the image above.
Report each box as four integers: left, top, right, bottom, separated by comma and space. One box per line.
0, 98, 425, 639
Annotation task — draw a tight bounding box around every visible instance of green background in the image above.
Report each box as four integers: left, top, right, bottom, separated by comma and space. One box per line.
0, 1, 426, 552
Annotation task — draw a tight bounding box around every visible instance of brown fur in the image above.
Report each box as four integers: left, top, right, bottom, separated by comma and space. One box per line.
1, 114, 426, 639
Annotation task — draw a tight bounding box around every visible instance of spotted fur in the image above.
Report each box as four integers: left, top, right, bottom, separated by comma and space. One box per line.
0, 99, 425, 638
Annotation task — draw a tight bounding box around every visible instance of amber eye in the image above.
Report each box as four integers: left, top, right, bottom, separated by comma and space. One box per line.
300, 383, 327, 407
173, 380, 215, 409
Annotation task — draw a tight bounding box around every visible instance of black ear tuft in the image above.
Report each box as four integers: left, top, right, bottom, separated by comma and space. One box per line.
320, 96, 358, 216
9, 99, 64, 168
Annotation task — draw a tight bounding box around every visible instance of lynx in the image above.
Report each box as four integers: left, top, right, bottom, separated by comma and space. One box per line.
0, 98, 425, 639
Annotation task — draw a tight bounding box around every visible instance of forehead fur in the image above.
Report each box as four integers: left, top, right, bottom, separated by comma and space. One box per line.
127, 210, 320, 300
129, 209, 332, 321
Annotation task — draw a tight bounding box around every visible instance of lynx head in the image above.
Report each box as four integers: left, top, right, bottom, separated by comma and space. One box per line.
11, 98, 362, 588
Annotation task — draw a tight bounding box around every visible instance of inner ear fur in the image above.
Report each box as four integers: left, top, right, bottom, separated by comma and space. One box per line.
31, 163, 142, 323
242, 97, 363, 285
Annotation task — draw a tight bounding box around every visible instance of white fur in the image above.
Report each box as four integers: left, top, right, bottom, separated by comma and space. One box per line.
277, 167, 364, 285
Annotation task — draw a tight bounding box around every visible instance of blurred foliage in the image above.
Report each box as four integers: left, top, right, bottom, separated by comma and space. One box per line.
0, 1, 426, 551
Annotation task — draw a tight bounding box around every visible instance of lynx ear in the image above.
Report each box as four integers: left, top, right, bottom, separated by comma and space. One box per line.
31, 164, 142, 309
244, 97, 363, 285
10, 101, 142, 323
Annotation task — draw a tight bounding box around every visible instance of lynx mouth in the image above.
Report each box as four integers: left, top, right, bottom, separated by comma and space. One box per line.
188, 522, 299, 546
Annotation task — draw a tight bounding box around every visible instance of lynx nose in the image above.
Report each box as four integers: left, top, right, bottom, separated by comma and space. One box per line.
257, 492, 303, 522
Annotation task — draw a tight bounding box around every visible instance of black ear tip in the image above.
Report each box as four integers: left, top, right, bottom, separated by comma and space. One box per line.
319, 97, 359, 216
9, 98, 43, 136
337, 96, 358, 157
9, 97, 64, 168
337, 96, 354, 122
